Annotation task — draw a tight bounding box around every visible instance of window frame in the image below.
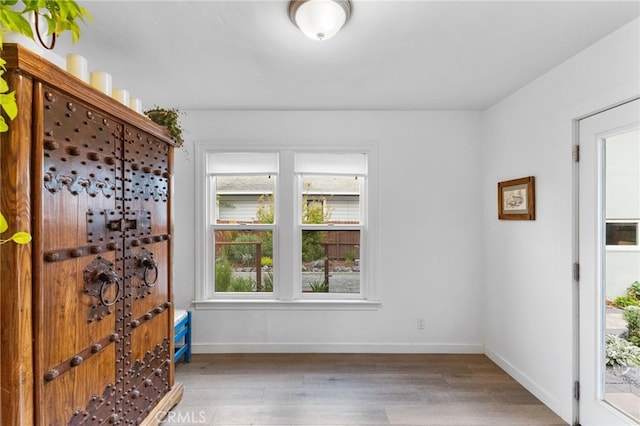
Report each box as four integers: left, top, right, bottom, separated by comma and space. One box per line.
193, 143, 380, 310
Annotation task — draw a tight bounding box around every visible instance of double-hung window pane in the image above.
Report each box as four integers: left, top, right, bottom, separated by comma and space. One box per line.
209, 153, 277, 294
297, 153, 365, 295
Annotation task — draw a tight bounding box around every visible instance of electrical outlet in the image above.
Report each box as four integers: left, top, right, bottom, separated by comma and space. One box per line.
417, 317, 425, 330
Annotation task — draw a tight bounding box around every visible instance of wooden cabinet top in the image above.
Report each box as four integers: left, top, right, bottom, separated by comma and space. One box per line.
2, 43, 174, 145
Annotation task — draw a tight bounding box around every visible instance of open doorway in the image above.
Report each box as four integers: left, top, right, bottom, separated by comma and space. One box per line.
578, 98, 640, 425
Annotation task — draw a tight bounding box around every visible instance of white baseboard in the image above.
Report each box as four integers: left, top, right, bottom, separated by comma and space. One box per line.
192, 342, 484, 354
484, 347, 569, 423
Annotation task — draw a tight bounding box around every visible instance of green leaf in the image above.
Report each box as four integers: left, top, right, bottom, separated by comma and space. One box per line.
0, 74, 9, 93
0, 9, 34, 38
43, 14, 56, 36
10, 231, 32, 244
0, 212, 8, 233
0, 116, 8, 132
20, 0, 40, 12
0, 91, 18, 119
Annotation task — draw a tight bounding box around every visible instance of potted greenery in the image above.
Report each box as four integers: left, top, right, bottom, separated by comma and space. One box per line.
144, 106, 185, 147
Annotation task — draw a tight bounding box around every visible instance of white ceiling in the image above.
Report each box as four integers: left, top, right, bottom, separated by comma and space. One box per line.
55, 0, 640, 111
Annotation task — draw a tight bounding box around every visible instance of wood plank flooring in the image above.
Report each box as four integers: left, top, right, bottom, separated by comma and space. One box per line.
168, 353, 567, 425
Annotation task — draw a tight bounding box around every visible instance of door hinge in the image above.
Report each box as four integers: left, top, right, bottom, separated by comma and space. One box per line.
573, 262, 580, 282
574, 381, 580, 401
573, 145, 580, 162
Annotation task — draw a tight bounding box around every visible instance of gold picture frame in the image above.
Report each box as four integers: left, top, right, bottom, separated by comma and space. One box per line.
498, 176, 535, 220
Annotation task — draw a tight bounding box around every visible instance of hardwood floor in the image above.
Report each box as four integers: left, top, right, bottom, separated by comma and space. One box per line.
169, 353, 567, 425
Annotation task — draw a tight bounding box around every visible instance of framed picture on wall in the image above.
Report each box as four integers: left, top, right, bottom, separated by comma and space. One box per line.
498, 176, 535, 220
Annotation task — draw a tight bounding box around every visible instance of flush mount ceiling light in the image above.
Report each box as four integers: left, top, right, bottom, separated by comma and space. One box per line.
289, 0, 352, 41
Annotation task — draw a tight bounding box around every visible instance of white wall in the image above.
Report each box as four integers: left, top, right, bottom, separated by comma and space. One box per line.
173, 111, 484, 353
482, 18, 640, 424
607, 251, 640, 299
606, 130, 640, 220
170, 16, 639, 426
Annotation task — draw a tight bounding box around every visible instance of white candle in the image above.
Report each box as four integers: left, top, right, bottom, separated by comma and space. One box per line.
129, 98, 143, 113
66, 54, 88, 82
113, 88, 130, 106
89, 72, 112, 95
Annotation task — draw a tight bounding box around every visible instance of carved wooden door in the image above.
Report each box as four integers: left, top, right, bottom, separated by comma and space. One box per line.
119, 126, 173, 423
34, 84, 172, 425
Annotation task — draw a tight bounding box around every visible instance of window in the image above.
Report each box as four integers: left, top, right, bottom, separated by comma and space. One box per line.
606, 221, 639, 246
206, 153, 277, 296
195, 145, 379, 308
297, 154, 365, 295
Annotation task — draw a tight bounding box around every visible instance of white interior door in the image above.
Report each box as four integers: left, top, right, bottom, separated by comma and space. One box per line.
579, 98, 640, 425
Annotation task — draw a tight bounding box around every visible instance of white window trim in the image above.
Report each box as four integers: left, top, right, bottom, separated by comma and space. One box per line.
193, 142, 380, 310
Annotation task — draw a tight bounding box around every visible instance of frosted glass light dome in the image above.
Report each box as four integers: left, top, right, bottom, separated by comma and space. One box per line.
289, 0, 352, 41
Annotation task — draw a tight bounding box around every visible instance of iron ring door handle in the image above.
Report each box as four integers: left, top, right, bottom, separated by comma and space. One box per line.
141, 257, 158, 288
97, 270, 121, 306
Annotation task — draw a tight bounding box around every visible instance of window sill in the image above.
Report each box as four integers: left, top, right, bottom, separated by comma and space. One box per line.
606, 246, 640, 252
191, 299, 382, 311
